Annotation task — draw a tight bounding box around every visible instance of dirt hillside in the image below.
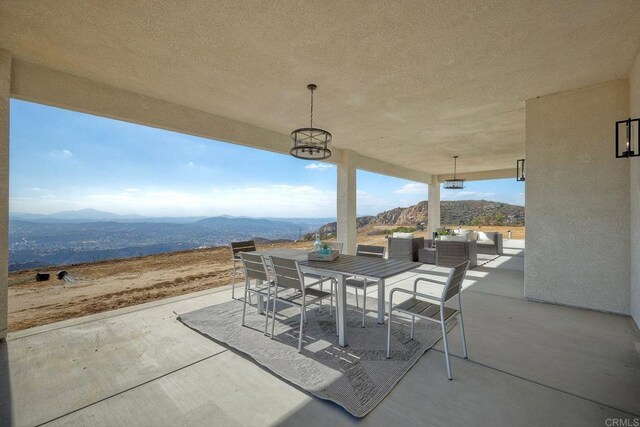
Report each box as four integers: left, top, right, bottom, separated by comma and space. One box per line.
8, 226, 523, 332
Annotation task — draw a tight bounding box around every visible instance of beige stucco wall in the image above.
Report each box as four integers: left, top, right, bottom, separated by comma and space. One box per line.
0, 50, 10, 340
525, 80, 630, 314
630, 52, 640, 327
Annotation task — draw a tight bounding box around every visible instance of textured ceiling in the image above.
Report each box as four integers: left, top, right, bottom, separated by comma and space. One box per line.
1, 0, 639, 175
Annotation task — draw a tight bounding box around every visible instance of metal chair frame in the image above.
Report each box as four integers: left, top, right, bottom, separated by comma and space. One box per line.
313, 241, 343, 314
268, 256, 336, 352
230, 240, 257, 299
239, 252, 276, 335
386, 261, 470, 380
343, 244, 385, 327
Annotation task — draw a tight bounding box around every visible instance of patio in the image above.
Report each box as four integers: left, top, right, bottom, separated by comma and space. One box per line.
1, 2, 640, 425
2, 240, 638, 425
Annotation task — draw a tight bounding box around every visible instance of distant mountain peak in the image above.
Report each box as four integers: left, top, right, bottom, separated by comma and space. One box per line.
10, 209, 144, 221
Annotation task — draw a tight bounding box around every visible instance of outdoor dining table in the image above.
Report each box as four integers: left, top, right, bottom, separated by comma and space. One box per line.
249, 248, 421, 347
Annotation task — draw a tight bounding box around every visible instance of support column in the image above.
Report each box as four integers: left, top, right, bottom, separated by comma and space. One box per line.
337, 149, 357, 255
427, 176, 440, 238
0, 50, 10, 340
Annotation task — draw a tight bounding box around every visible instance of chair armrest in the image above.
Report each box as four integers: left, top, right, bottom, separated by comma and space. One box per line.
413, 277, 445, 294
389, 287, 442, 313
414, 277, 445, 286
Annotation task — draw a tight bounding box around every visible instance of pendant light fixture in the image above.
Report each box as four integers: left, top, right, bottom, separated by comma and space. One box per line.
443, 155, 465, 189
290, 84, 332, 160
516, 159, 525, 181
615, 117, 639, 158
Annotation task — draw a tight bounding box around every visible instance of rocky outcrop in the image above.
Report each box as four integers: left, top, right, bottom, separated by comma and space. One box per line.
310, 200, 524, 238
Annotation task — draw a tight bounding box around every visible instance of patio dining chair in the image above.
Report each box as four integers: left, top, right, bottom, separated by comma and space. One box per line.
239, 252, 277, 335
306, 241, 343, 314
230, 240, 257, 299
268, 256, 336, 352
386, 261, 470, 380
344, 244, 385, 327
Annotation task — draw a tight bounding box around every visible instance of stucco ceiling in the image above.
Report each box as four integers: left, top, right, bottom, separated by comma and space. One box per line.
1, 0, 639, 175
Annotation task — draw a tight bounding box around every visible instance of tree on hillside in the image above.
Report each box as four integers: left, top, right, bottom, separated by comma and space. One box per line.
471, 212, 505, 226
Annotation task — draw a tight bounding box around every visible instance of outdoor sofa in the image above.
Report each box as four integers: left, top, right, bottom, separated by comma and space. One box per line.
386, 233, 425, 261
448, 229, 503, 255
476, 231, 503, 255
419, 239, 478, 268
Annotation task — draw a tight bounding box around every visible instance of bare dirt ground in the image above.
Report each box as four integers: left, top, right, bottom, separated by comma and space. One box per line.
7, 226, 524, 332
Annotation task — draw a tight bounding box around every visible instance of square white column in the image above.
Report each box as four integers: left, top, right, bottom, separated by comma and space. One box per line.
337, 150, 357, 255
427, 177, 440, 238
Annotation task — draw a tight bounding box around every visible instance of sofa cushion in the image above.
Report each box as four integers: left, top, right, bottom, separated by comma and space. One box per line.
454, 229, 480, 241
439, 235, 467, 242
392, 232, 414, 239
477, 231, 495, 245
455, 229, 471, 238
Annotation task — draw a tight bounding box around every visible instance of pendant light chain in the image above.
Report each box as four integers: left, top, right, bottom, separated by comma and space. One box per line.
310, 87, 314, 128
453, 156, 457, 179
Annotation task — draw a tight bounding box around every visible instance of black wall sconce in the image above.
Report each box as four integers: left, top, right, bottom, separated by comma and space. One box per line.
615, 117, 639, 158
516, 159, 525, 182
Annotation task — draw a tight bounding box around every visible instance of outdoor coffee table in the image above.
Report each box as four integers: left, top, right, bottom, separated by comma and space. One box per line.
250, 248, 420, 347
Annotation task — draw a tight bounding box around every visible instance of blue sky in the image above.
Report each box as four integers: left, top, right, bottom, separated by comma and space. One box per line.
9, 100, 524, 218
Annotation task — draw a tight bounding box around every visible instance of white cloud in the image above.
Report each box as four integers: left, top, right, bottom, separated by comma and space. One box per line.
50, 149, 73, 158
304, 163, 334, 171
393, 183, 428, 195
11, 184, 338, 217
30, 187, 43, 192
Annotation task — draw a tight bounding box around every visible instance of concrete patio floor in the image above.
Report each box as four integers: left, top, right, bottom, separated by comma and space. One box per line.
1, 240, 639, 426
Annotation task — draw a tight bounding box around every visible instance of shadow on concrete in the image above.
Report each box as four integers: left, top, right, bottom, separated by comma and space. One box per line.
0, 339, 13, 425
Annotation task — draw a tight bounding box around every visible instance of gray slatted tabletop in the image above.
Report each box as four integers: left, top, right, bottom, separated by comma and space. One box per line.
301, 254, 420, 280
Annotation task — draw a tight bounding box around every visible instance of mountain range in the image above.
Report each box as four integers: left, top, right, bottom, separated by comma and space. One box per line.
8, 201, 523, 271
9, 209, 334, 225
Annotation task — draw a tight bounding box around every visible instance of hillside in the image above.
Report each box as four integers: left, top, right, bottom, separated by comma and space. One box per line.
374, 200, 524, 225
312, 200, 524, 237
6, 231, 410, 331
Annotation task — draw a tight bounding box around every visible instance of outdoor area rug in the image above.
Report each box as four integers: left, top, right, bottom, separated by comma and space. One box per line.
475, 253, 500, 267
178, 294, 446, 418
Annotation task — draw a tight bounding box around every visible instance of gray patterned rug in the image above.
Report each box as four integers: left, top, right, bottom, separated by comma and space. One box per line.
476, 253, 500, 267
178, 294, 446, 418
